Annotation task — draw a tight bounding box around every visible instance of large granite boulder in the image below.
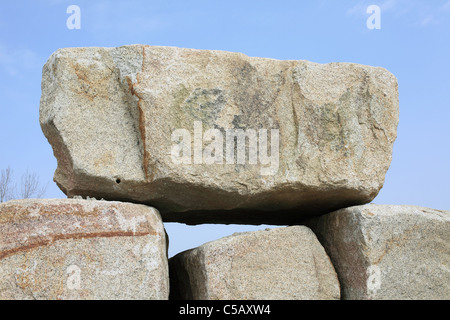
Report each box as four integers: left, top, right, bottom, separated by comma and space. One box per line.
307, 204, 450, 300
169, 226, 340, 300
40, 45, 399, 224
0, 199, 169, 300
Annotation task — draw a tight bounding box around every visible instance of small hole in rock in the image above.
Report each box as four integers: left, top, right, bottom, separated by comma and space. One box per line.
115, 178, 121, 184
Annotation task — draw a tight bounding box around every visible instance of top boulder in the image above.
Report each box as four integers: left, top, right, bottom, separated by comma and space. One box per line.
40, 45, 398, 225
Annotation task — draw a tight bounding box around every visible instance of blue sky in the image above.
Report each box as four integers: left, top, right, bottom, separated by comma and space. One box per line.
1, 0, 449, 257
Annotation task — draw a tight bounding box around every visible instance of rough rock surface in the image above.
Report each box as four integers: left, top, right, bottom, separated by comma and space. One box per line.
308, 204, 450, 300
40, 45, 399, 224
0, 199, 169, 300
169, 226, 340, 300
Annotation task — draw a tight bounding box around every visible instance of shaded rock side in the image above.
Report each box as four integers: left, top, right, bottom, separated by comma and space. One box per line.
169, 226, 340, 300
40, 45, 399, 224
307, 204, 450, 300
0, 199, 169, 300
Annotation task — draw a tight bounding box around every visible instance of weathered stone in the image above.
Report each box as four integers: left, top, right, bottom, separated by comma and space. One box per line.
40, 45, 399, 224
307, 204, 450, 300
169, 226, 340, 300
0, 199, 169, 300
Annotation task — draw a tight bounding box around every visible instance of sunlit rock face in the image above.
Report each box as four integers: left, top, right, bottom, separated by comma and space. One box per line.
40, 45, 398, 224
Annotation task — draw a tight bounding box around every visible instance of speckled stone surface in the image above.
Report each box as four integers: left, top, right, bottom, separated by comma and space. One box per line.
0, 198, 169, 300
169, 226, 340, 300
40, 45, 398, 224
308, 204, 450, 300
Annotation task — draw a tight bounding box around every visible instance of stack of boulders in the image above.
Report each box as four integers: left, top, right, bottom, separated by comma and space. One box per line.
1, 45, 448, 300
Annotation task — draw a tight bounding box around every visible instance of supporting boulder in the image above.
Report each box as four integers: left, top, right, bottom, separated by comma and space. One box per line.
308, 204, 450, 300
0, 199, 169, 300
169, 226, 340, 300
